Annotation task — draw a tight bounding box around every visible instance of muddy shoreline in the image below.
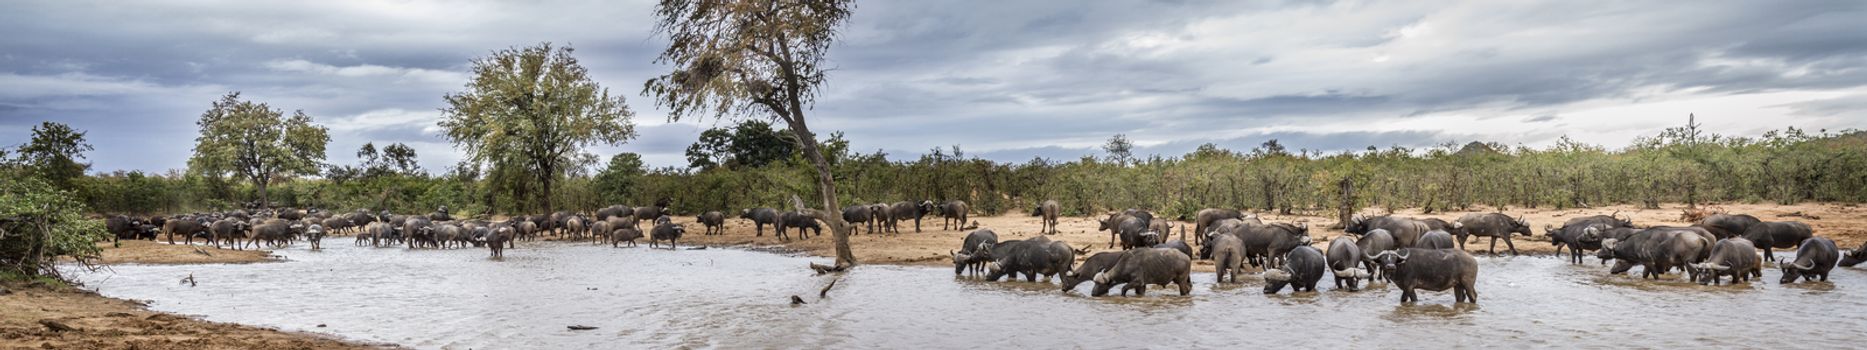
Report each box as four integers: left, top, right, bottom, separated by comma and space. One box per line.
0, 280, 391, 350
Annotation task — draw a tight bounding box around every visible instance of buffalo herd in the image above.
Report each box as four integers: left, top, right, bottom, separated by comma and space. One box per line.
959, 206, 1854, 305
102, 200, 1856, 305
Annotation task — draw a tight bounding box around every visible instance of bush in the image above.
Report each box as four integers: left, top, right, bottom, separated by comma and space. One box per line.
1, 175, 107, 279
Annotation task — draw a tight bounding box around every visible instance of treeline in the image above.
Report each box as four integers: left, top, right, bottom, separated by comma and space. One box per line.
68, 121, 1867, 223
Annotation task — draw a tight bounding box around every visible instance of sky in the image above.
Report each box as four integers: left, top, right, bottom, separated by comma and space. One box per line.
1, 0, 1864, 174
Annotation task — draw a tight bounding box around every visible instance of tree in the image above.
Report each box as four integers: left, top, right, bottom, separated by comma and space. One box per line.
646, 0, 859, 266
12, 122, 94, 190
685, 119, 796, 170
1, 175, 107, 279
595, 153, 646, 205
1103, 134, 1135, 166
188, 92, 329, 208
439, 43, 637, 214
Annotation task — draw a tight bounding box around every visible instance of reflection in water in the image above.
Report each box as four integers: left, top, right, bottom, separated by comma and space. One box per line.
71, 239, 1867, 349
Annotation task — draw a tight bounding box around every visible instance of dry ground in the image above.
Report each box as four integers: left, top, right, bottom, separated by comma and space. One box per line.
0, 280, 388, 350
672, 202, 1867, 272
92, 240, 280, 265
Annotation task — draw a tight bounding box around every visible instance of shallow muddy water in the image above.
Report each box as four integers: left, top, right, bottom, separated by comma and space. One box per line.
70, 240, 1867, 348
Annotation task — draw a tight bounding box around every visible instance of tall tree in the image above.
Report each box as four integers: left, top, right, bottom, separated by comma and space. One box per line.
187, 92, 329, 208
12, 121, 94, 190
439, 43, 637, 214
1103, 134, 1134, 166
685, 119, 796, 170
646, 0, 859, 266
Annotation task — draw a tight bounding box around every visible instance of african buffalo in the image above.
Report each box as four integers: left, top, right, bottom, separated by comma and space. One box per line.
1387, 248, 1480, 304
984, 236, 1075, 283
939, 200, 969, 231
649, 222, 684, 250
1346, 215, 1432, 248
1742, 221, 1813, 262
1693, 238, 1760, 285
1600, 227, 1713, 280
1357, 229, 1398, 282
1694, 213, 1761, 239
698, 211, 726, 235
951, 228, 1000, 276
1327, 236, 1370, 291
1034, 200, 1061, 234
1416, 230, 1456, 250
1091, 247, 1192, 297
1061, 252, 1125, 293
1451, 213, 1531, 255
1780, 237, 1838, 284
1263, 245, 1325, 294
739, 208, 779, 236
887, 201, 934, 233
776, 211, 820, 240
1206, 232, 1247, 283
1842, 241, 1867, 267
842, 206, 875, 235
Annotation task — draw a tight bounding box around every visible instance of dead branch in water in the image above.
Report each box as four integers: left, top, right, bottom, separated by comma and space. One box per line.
809, 262, 850, 275
819, 277, 840, 299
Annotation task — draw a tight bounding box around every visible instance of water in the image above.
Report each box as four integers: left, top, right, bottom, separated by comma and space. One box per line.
69, 239, 1867, 349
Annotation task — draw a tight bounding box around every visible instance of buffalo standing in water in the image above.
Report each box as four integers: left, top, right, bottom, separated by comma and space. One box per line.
1693, 238, 1761, 285
1092, 248, 1192, 297
983, 236, 1075, 282
1357, 229, 1397, 282
1385, 248, 1480, 304
1206, 232, 1247, 283
1842, 241, 1867, 267
1599, 227, 1714, 280
1327, 237, 1370, 291
649, 223, 684, 250
1781, 237, 1839, 284
1546, 213, 1635, 264
1061, 252, 1125, 293
951, 229, 1000, 276
1263, 246, 1325, 294
1416, 230, 1457, 250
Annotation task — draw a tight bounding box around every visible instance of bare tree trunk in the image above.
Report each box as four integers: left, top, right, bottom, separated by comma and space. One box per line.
786, 121, 856, 267
255, 177, 269, 209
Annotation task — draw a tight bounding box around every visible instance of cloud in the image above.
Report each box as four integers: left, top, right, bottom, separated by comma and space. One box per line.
1, 0, 1864, 173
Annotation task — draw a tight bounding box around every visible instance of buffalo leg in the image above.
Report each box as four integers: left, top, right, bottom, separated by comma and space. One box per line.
1503, 237, 1518, 256
1488, 237, 1498, 255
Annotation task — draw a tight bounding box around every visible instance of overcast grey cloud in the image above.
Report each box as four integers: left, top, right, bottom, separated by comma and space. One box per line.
2, 0, 1863, 173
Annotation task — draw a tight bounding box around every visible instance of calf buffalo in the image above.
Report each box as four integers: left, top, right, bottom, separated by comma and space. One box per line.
1780, 237, 1839, 284
1387, 248, 1480, 304
1092, 248, 1192, 297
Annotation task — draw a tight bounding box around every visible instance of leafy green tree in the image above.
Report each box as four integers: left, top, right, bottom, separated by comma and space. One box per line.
187, 92, 330, 208
685, 120, 796, 170
11, 122, 93, 191
646, 0, 859, 265
439, 43, 637, 214
0, 175, 106, 279
595, 153, 646, 205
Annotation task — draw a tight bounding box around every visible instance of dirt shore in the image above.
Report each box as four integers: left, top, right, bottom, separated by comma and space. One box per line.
93, 240, 280, 265
671, 202, 1867, 271
0, 280, 387, 350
